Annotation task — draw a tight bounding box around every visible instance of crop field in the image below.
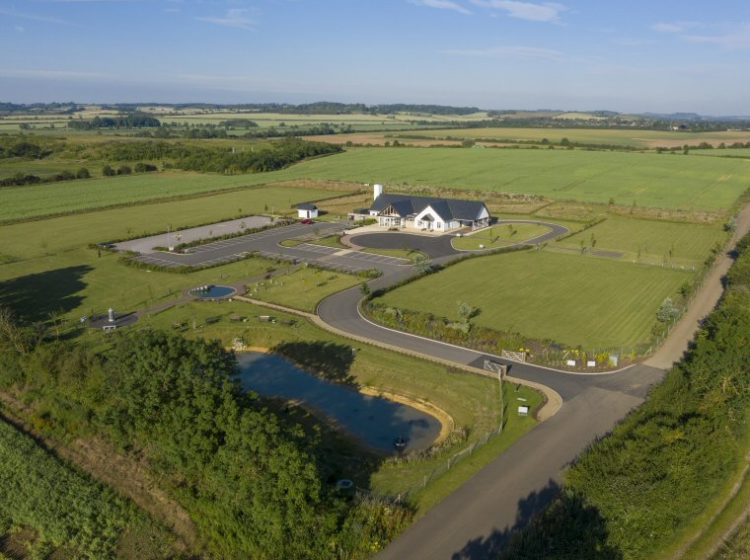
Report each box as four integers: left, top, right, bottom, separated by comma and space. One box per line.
453, 223, 552, 251
390, 127, 750, 148
0, 175, 333, 222
0, 417, 165, 559
246, 267, 361, 312
378, 250, 691, 350
556, 216, 727, 267
272, 148, 750, 211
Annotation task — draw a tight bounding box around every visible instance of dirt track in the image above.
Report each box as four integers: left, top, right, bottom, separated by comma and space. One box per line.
646, 202, 750, 369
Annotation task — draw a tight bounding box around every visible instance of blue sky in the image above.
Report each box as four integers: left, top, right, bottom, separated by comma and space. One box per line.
1, 0, 749, 113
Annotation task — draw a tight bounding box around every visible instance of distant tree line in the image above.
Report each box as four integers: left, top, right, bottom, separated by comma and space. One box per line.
68, 113, 161, 130
104, 101, 481, 115
92, 138, 342, 173
174, 138, 342, 173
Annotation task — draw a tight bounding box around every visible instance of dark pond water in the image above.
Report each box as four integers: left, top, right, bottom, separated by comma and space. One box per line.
189, 285, 236, 299
235, 352, 441, 454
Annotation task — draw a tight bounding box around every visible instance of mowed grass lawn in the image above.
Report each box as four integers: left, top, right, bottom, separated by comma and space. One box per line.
557, 216, 727, 267
378, 250, 691, 349
276, 148, 750, 211
453, 223, 553, 251
246, 267, 361, 312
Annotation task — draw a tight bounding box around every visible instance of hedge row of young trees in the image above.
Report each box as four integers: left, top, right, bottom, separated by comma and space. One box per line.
499, 233, 750, 559
0, 167, 90, 187
0, 320, 409, 559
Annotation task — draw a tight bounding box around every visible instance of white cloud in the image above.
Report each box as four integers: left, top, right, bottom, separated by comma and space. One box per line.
0, 68, 112, 79
651, 21, 700, 34
196, 9, 256, 30
442, 45, 563, 60
0, 8, 71, 25
684, 25, 750, 50
409, 0, 472, 15
470, 1, 566, 22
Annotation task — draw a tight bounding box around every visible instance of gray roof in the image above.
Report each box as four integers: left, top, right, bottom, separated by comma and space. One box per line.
371, 194, 488, 221
296, 202, 318, 210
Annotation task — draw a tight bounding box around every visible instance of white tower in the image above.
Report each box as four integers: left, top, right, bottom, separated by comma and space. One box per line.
373, 183, 383, 200
108, 308, 115, 323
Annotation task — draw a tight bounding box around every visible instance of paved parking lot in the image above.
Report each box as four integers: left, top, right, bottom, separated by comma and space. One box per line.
114, 215, 272, 254
122, 221, 411, 274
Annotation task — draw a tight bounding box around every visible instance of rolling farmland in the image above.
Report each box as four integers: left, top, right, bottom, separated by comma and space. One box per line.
274, 148, 750, 211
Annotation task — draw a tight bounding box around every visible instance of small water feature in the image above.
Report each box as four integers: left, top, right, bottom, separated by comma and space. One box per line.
235, 352, 441, 454
189, 284, 236, 300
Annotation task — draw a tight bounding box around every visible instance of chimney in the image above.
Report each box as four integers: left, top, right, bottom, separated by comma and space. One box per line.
373, 183, 383, 200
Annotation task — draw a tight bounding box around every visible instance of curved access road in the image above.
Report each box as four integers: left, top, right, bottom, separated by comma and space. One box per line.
315, 210, 750, 560
316, 222, 665, 560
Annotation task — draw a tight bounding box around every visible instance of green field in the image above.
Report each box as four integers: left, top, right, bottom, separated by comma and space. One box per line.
246, 266, 361, 312
5, 145, 748, 224
453, 223, 553, 251
378, 250, 691, 349
272, 148, 750, 211
556, 216, 727, 266
392, 127, 750, 148
0, 172, 297, 222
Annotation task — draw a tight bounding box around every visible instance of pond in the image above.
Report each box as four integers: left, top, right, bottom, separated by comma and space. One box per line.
235, 352, 442, 454
189, 284, 236, 300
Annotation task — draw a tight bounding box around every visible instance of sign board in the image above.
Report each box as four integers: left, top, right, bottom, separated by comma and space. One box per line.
566, 359, 576, 367
484, 360, 508, 378
517, 406, 529, 416
587, 360, 596, 368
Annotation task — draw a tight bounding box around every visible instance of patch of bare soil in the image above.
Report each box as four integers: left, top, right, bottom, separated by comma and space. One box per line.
0, 528, 35, 560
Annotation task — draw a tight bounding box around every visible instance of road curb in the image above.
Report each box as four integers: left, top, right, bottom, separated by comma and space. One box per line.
234, 295, 563, 422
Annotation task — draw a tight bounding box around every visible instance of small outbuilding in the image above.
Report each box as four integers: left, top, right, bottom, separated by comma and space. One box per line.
296, 203, 319, 219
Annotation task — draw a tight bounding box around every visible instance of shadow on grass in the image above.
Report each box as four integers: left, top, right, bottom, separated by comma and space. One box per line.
451, 480, 623, 560
273, 341, 356, 384
0, 265, 91, 323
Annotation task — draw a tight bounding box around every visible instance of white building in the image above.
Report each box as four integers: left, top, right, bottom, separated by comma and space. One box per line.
296, 203, 319, 219
359, 185, 491, 231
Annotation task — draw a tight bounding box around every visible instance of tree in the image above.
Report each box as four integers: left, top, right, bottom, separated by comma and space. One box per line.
75, 167, 90, 179
413, 254, 432, 275
102, 165, 116, 177
457, 301, 480, 324
656, 297, 680, 323
117, 165, 132, 175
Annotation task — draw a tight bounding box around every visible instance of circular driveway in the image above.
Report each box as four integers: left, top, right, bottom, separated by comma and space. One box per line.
349, 220, 569, 259
349, 232, 459, 259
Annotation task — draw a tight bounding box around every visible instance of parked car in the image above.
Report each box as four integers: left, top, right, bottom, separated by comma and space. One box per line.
300, 218, 314, 224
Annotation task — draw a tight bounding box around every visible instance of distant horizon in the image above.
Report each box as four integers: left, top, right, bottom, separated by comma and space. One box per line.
3, 99, 749, 120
